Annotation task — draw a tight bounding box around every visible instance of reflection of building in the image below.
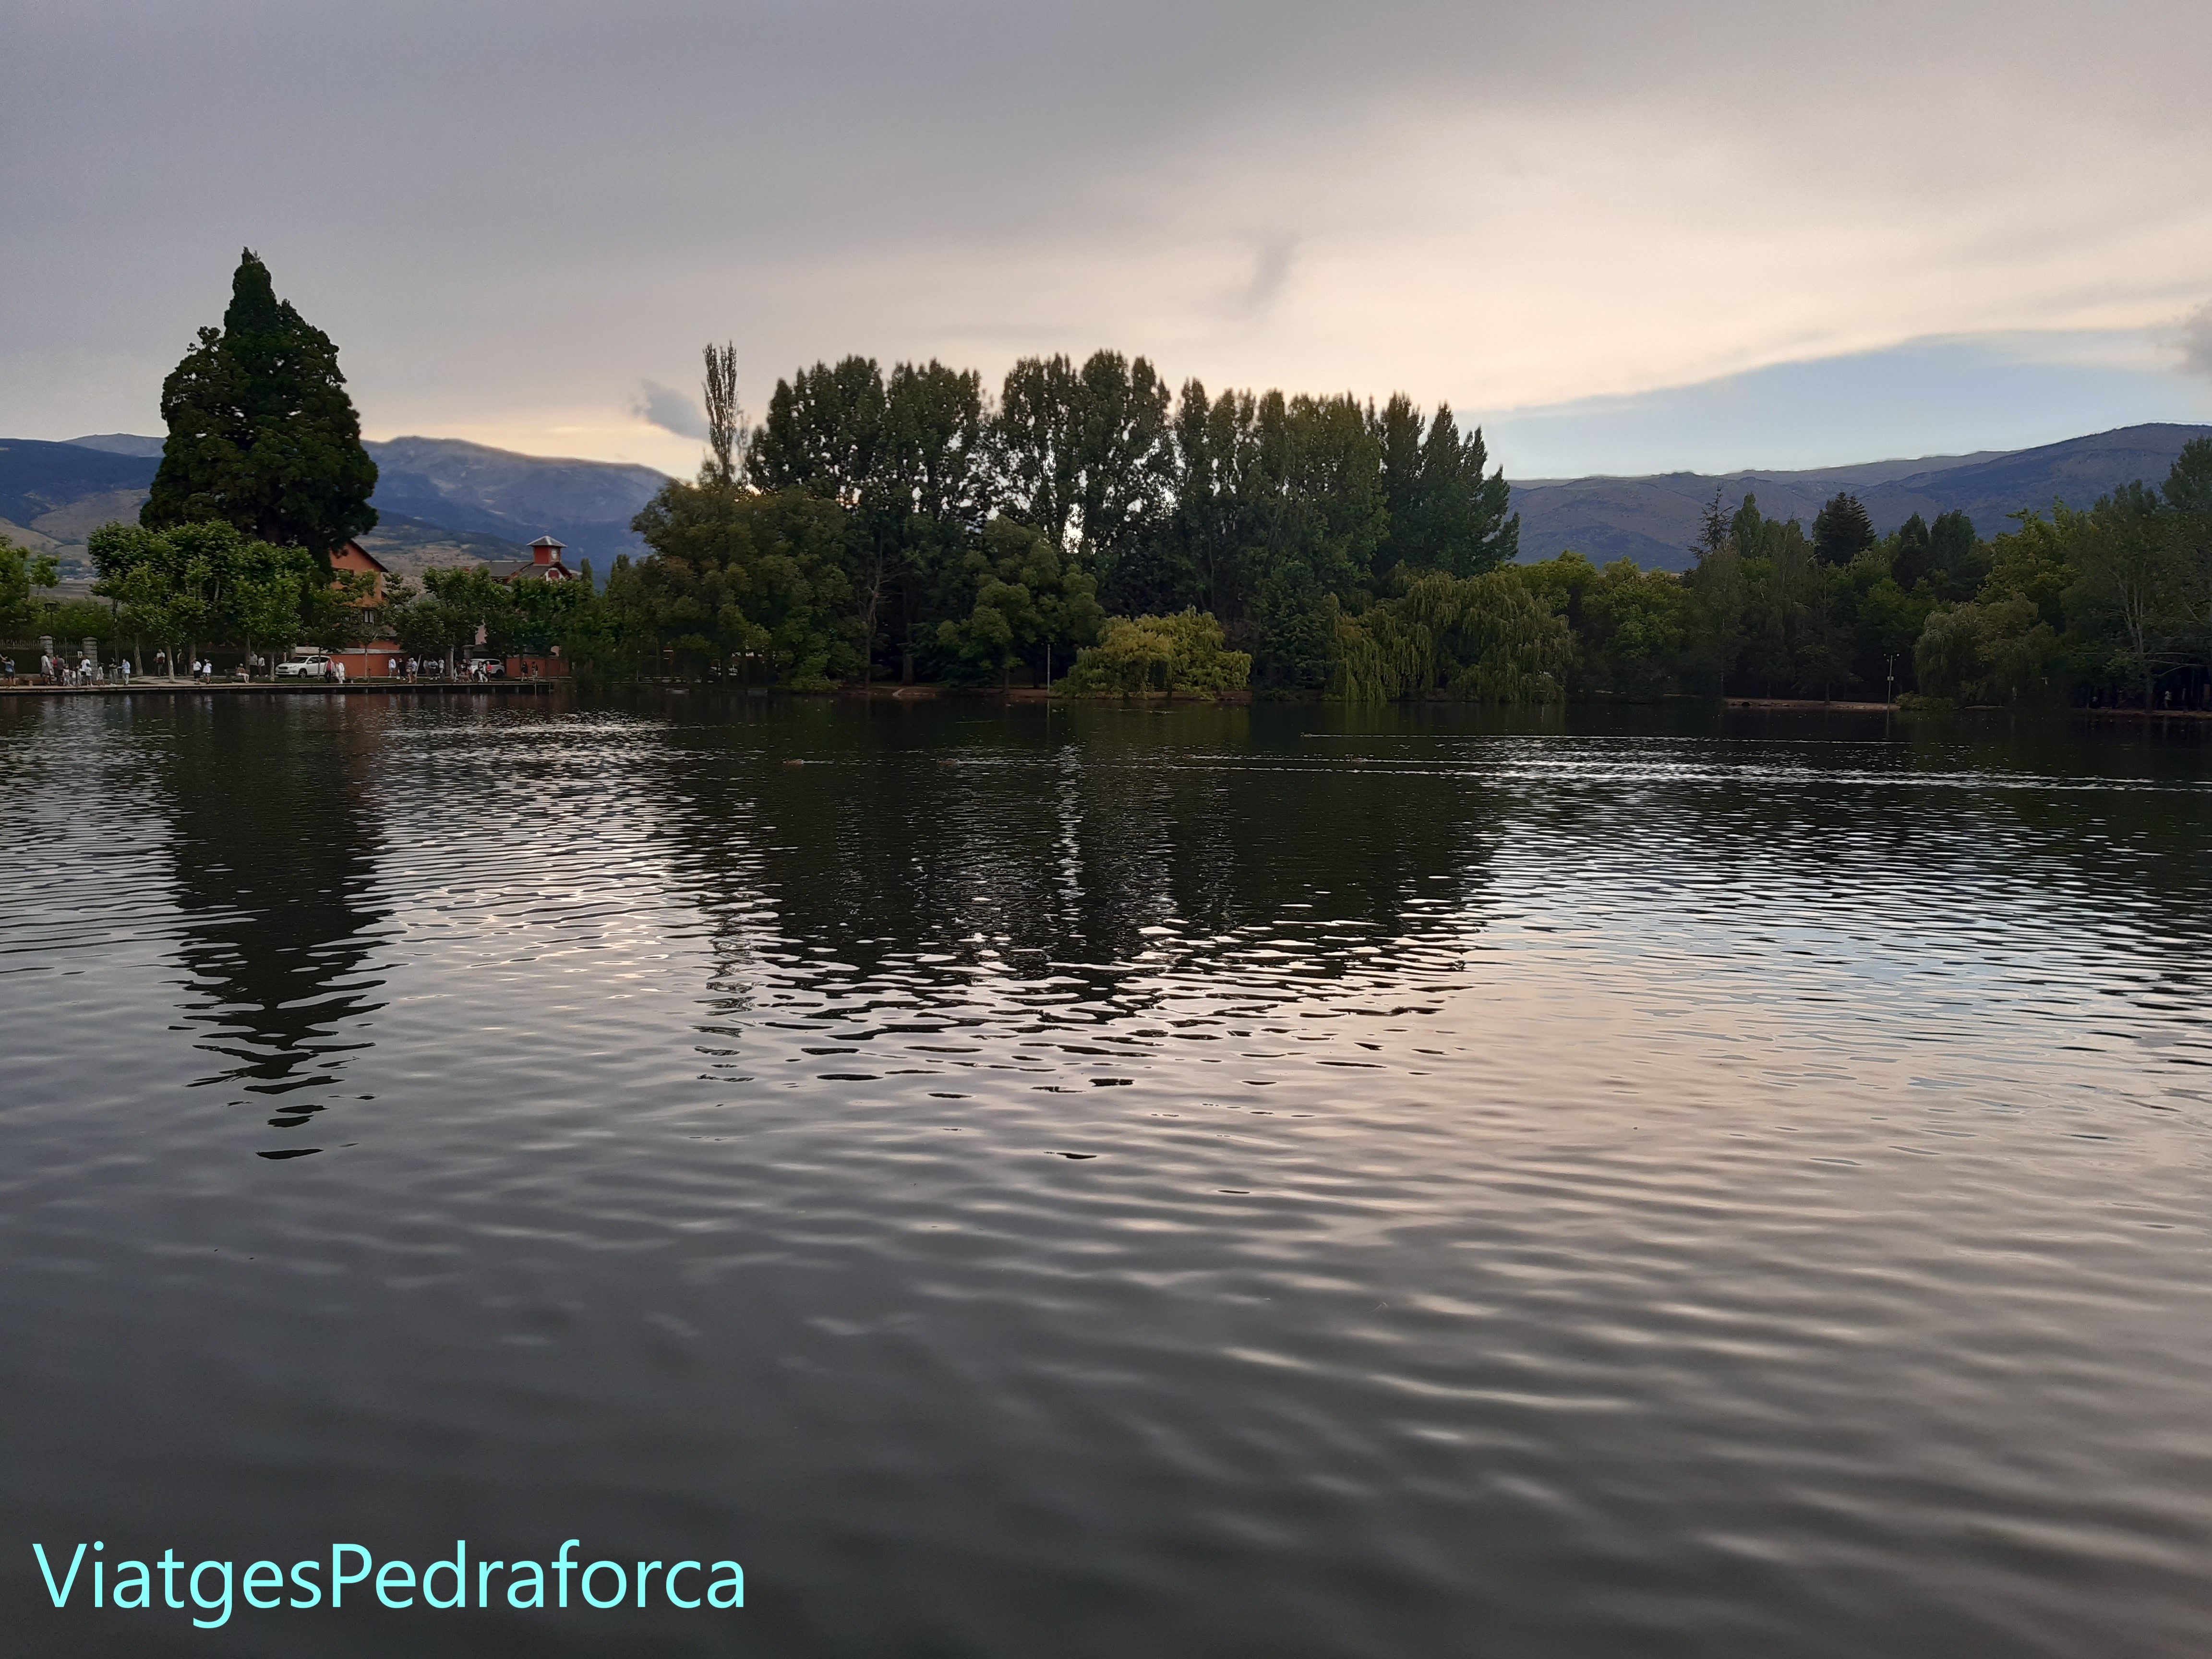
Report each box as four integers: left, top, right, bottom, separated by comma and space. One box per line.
327, 540, 402, 680
488, 535, 575, 585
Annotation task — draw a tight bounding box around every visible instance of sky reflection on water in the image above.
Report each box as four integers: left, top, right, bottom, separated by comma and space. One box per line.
3, 693, 2210, 1658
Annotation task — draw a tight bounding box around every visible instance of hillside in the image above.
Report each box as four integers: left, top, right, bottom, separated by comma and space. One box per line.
1509, 422, 2212, 570
11, 422, 2210, 584
2, 435, 670, 580
0, 439, 165, 569
361, 436, 667, 569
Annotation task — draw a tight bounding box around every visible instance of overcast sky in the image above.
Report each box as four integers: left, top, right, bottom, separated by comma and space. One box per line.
6, 0, 2212, 479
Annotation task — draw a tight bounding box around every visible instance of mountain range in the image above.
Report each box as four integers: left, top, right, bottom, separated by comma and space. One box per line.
1510, 422, 2212, 570
10, 422, 2211, 588
3, 434, 670, 585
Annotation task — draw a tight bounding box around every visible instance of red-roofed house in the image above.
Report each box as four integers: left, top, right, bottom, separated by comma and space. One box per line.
326, 541, 403, 680
487, 535, 577, 585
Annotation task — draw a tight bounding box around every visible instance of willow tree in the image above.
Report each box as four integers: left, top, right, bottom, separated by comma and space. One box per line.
144, 250, 378, 564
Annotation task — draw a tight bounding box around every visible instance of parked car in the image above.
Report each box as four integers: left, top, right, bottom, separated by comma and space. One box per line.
275, 654, 331, 680
466, 657, 507, 679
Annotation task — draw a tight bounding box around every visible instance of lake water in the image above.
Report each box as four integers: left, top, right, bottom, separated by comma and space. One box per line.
4, 692, 2210, 1657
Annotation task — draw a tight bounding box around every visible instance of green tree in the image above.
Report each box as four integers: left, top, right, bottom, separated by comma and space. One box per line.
303, 569, 381, 653
419, 567, 513, 670
1373, 395, 1517, 578
992, 349, 1174, 605
1684, 534, 1747, 694
1581, 560, 1691, 698
1812, 493, 1876, 566
1889, 513, 1936, 591
508, 570, 592, 660
745, 356, 887, 504
0, 532, 59, 636
1916, 597, 2058, 704
1060, 610, 1250, 697
91, 519, 313, 672
2158, 440, 2212, 677
1927, 509, 1985, 600
627, 479, 854, 685
935, 518, 1105, 688
232, 566, 310, 677
1329, 567, 1573, 703
390, 582, 459, 667
2065, 484, 2175, 706
143, 250, 379, 561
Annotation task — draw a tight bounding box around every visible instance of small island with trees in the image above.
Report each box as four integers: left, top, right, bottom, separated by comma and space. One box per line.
7, 251, 2212, 713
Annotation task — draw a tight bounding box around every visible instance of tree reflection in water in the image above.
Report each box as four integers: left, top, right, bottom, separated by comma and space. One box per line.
158, 697, 388, 1152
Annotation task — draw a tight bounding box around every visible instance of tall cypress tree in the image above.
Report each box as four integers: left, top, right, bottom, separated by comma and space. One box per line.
144, 249, 378, 560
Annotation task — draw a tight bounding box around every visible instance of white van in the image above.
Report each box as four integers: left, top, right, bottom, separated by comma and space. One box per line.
275, 652, 331, 680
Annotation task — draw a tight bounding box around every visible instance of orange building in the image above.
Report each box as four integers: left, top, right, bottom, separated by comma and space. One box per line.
325, 540, 404, 679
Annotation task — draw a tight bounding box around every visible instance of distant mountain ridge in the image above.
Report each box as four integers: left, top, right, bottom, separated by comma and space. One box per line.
1510, 422, 2212, 570
9, 422, 2210, 584
359, 436, 668, 569
1, 434, 672, 580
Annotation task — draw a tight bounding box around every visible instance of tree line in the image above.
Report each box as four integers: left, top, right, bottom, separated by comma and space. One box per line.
594, 343, 1518, 689
1487, 441, 2212, 709
596, 341, 2212, 709
14, 249, 2212, 710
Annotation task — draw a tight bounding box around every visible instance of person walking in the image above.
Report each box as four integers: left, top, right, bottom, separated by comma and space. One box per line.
333, 659, 347, 686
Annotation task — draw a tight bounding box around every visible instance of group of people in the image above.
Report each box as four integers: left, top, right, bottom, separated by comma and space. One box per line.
4, 648, 548, 687
147, 652, 216, 680
9, 651, 119, 686
0, 649, 240, 685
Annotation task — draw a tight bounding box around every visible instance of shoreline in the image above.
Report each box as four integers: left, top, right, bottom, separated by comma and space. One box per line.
0, 678, 563, 697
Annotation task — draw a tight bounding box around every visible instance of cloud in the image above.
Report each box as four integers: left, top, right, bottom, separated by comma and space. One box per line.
5, 0, 2212, 473
2182, 303, 2212, 380
1235, 233, 1298, 318
632, 380, 706, 440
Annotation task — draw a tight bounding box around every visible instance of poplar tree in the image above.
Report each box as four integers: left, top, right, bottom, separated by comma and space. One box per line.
144, 249, 378, 562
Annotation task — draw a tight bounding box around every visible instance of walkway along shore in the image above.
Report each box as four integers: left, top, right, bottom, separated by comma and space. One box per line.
0, 678, 562, 698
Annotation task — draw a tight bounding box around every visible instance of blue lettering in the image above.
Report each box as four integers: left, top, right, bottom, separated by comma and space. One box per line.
708, 1560, 744, 1609
376, 1559, 416, 1609
422, 1541, 466, 1609
31, 1543, 84, 1607
242, 1561, 284, 1610
331, 1544, 371, 1607
190, 1560, 233, 1629
582, 1560, 626, 1609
